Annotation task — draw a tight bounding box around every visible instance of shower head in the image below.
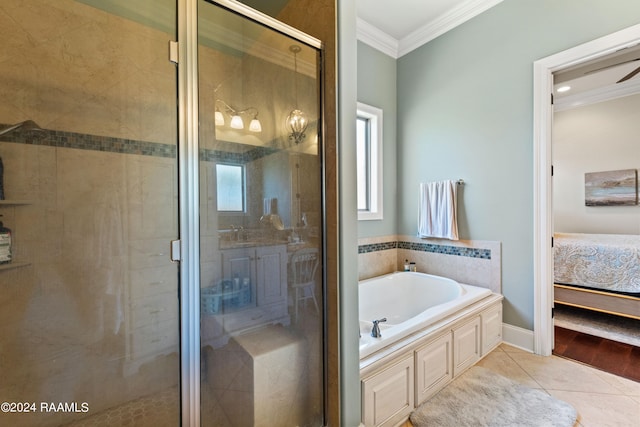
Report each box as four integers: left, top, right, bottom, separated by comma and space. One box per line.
0, 120, 46, 138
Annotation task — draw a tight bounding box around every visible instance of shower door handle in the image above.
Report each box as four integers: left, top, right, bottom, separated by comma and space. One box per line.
170, 239, 181, 263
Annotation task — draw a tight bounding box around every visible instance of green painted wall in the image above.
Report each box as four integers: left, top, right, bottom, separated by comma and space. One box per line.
396, 0, 640, 329
338, 2, 361, 426
357, 41, 397, 238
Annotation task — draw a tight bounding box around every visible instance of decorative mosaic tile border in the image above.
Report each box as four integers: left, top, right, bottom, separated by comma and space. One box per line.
358, 241, 397, 254
359, 239, 491, 260
0, 126, 177, 158
1, 125, 278, 163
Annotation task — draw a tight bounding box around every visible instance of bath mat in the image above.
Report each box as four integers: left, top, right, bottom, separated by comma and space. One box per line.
410, 366, 577, 427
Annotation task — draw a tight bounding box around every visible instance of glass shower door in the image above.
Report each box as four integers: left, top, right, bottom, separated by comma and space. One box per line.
198, 1, 325, 425
0, 1, 180, 426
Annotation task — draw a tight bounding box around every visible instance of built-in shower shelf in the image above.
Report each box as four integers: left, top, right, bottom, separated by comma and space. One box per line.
0, 261, 31, 271
0, 200, 33, 206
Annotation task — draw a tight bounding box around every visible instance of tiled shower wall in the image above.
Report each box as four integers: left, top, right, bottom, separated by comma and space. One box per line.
0, 2, 180, 426
358, 235, 501, 293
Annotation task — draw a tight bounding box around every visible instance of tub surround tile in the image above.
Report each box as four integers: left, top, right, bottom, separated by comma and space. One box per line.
358, 250, 397, 281
397, 240, 490, 259
358, 235, 501, 293
358, 241, 397, 254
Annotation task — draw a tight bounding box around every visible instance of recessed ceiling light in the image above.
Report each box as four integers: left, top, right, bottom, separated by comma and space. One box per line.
557, 86, 571, 93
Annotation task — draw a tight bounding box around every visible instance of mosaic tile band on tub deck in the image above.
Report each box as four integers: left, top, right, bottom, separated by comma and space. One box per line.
358, 240, 491, 260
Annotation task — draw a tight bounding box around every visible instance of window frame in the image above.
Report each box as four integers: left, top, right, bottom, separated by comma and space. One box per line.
215, 162, 247, 214
356, 102, 383, 221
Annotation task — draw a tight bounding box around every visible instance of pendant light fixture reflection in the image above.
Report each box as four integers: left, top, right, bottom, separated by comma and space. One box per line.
286, 45, 308, 144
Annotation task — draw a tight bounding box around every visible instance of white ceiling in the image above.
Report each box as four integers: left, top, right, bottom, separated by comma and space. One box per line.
355, 0, 504, 58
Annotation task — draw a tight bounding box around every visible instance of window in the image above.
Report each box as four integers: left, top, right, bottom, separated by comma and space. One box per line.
216, 163, 246, 212
356, 102, 383, 220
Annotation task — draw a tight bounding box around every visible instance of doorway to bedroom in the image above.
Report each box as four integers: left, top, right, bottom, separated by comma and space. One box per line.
550, 48, 640, 378
533, 24, 640, 369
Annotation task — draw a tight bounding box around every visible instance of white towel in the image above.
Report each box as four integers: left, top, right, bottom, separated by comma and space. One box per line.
418, 180, 459, 240
263, 197, 278, 216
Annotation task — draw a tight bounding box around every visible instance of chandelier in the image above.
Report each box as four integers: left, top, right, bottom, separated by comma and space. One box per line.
286, 45, 308, 144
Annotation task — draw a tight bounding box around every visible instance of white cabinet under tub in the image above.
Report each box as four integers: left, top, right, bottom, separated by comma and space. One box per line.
361, 355, 414, 427
360, 295, 503, 427
452, 316, 481, 376
415, 331, 453, 404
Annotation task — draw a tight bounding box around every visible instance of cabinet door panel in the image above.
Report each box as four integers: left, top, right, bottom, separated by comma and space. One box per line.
362, 355, 414, 427
453, 317, 480, 376
415, 332, 453, 405
222, 248, 255, 283
256, 245, 287, 306
482, 303, 503, 356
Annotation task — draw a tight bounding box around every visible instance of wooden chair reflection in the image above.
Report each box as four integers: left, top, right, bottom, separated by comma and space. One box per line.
289, 247, 320, 321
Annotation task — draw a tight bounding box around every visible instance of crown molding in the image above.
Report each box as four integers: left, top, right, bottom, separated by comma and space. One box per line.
356, 0, 503, 59
356, 17, 399, 58
398, 0, 504, 57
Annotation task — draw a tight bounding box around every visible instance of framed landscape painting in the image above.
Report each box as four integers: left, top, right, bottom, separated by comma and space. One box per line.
585, 169, 638, 206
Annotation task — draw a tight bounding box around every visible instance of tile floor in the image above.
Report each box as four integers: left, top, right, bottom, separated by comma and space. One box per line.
60, 343, 640, 426
405, 343, 640, 427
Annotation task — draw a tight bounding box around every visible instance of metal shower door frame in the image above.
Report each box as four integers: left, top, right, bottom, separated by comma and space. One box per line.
176, 1, 324, 425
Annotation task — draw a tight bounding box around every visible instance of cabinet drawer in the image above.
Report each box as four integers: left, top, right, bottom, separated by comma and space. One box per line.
129, 265, 177, 299
130, 319, 179, 359
130, 292, 178, 328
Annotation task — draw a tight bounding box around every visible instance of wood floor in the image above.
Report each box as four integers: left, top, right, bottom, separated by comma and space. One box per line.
553, 326, 640, 382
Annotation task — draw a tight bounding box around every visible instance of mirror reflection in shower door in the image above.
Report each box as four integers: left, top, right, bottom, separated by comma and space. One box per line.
198, 1, 324, 425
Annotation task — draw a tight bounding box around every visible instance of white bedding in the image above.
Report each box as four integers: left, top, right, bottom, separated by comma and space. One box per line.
553, 233, 640, 294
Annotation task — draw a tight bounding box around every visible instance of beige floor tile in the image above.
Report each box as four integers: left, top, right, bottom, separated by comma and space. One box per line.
498, 342, 532, 354
589, 367, 640, 397
509, 353, 624, 394
548, 390, 640, 427
476, 349, 542, 389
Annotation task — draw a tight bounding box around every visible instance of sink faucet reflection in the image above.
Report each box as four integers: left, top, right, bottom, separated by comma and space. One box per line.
229, 225, 246, 241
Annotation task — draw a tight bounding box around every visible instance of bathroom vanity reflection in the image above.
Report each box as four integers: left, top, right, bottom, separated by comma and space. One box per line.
197, 2, 324, 424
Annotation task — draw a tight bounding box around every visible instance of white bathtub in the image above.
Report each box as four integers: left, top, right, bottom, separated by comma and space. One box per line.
359, 271, 492, 359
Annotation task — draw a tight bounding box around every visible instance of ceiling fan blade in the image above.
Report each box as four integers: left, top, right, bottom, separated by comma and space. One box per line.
617, 65, 640, 83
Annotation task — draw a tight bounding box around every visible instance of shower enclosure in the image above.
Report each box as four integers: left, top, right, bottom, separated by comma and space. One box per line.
197, 1, 324, 426
0, 0, 325, 426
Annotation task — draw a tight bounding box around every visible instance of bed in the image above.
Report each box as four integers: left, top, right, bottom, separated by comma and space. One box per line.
553, 232, 640, 320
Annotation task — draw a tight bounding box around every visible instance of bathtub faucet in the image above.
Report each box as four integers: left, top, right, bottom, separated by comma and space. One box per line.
371, 318, 387, 338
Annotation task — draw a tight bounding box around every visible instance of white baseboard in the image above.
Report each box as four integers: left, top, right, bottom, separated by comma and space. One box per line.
502, 323, 534, 353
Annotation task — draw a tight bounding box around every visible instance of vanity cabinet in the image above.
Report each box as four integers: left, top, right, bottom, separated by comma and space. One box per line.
220, 244, 288, 309
202, 244, 289, 347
